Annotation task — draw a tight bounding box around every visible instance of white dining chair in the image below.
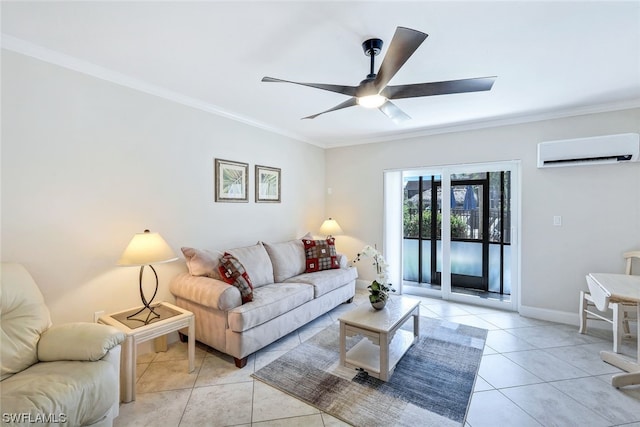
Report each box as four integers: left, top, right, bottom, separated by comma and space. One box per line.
625, 250, 640, 275
579, 251, 640, 353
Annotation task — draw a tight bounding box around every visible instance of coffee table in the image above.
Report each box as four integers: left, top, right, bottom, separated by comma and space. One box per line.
339, 295, 420, 381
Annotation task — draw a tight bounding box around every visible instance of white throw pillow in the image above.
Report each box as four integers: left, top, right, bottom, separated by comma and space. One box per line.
263, 239, 307, 282
228, 243, 274, 287
181, 247, 222, 280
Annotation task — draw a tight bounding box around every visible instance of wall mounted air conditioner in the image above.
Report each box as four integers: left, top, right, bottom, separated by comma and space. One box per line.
537, 133, 640, 168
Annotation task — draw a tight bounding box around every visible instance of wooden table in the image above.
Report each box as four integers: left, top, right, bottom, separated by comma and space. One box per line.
587, 273, 640, 387
99, 301, 195, 402
338, 296, 420, 381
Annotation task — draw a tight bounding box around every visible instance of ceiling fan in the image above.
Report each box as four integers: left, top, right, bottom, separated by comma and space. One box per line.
262, 27, 496, 123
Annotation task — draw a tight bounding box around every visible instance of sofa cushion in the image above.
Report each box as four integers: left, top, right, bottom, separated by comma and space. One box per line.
1, 359, 117, 426
263, 239, 306, 282
227, 283, 314, 333
302, 238, 340, 273
228, 243, 274, 287
1, 263, 52, 381
218, 253, 254, 303
285, 267, 358, 298
181, 247, 222, 280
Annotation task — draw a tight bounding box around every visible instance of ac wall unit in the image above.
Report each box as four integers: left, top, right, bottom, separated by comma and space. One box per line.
537, 133, 640, 168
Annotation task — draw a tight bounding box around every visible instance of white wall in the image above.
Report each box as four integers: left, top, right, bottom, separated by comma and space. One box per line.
1, 51, 325, 324
325, 109, 640, 322
3, 48, 639, 327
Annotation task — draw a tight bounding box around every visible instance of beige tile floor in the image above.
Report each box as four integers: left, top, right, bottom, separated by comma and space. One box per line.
115, 290, 640, 427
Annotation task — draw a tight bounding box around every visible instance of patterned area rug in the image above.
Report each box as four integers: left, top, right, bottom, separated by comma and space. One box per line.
252, 317, 487, 427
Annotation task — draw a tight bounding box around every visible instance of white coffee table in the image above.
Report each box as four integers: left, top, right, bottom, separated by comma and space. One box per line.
339, 295, 420, 381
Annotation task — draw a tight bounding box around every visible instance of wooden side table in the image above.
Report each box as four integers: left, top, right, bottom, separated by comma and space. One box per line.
98, 301, 195, 402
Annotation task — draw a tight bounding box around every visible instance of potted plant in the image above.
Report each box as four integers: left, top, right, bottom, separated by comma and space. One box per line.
353, 245, 395, 309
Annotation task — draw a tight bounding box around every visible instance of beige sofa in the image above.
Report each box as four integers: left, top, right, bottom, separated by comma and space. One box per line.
170, 239, 357, 367
1, 263, 126, 427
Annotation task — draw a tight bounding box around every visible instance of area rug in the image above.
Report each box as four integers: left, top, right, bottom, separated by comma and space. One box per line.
252, 317, 487, 427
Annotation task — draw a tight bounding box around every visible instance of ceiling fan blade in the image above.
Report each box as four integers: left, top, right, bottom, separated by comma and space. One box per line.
262, 77, 357, 97
382, 76, 497, 100
302, 97, 358, 120
379, 100, 411, 124
374, 27, 428, 92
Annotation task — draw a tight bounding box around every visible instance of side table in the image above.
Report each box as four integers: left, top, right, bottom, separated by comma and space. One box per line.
98, 301, 195, 402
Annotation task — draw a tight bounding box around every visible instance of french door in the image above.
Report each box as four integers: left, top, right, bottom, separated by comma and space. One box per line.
385, 161, 519, 310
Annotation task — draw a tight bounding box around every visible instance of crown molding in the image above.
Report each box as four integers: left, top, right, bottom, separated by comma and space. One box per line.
1, 34, 322, 147
325, 99, 640, 148
3, 34, 638, 150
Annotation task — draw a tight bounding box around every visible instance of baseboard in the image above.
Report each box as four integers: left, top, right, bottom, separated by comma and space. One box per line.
377, 280, 581, 327
519, 304, 578, 326
356, 279, 370, 290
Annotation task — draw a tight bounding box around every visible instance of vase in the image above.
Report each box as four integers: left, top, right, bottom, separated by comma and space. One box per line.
371, 300, 387, 310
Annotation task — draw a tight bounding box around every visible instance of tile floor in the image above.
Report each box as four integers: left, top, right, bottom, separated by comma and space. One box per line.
115, 290, 640, 427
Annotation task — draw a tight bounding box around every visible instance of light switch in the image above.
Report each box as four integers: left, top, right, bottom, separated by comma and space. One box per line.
553, 216, 562, 226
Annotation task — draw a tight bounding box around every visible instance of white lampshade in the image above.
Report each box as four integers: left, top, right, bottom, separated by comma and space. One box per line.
319, 218, 344, 237
117, 230, 178, 266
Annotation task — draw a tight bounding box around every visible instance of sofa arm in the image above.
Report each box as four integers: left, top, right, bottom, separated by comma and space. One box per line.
170, 272, 242, 311
37, 323, 125, 362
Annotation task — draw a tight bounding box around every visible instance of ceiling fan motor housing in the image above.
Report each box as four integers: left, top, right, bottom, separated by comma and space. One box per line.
356, 77, 378, 98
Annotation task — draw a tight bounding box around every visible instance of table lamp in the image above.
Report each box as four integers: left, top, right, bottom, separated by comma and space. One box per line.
117, 229, 178, 324
319, 218, 344, 239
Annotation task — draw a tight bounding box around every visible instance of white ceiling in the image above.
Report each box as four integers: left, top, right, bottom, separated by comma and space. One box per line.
2, 1, 640, 148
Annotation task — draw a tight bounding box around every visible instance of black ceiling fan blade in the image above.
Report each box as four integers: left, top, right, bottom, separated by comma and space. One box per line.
302, 97, 358, 120
374, 27, 428, 92
262, 77, 357, 97
382, 76, 497, 100
379, 100, 411, 124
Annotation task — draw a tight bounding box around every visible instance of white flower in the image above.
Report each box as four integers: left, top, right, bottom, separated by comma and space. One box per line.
361, 245, 377, 258
353, 245, 392, 287
353, 244, 396, 303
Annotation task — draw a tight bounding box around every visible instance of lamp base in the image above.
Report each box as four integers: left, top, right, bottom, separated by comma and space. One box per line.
126, 265, 160, 325
126, 304, 160, 325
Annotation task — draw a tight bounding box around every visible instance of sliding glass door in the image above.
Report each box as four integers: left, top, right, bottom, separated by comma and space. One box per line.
389, 162, 519, 310
402, 174, 443, 288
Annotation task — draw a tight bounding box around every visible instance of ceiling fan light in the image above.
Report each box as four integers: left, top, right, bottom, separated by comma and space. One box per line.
357, 94, 387, 108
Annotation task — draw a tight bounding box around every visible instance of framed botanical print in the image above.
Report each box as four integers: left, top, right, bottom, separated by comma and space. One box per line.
214, 158, 249, 202
255, 165, 281, 203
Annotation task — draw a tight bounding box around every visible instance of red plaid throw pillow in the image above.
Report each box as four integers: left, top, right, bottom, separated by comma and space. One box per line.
302, 238, 339, 273
218, 252, 254, 303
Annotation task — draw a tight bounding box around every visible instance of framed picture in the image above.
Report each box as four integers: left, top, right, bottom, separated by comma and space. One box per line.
214, 159, 249, 202
255, 165, 281, 203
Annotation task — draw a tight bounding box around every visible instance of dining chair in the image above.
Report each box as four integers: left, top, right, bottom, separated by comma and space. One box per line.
625, 250, 640, 275
579, 250, 640, 353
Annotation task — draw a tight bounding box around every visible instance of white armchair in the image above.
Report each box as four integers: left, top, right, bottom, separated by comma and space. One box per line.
1, 263, 125, 426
